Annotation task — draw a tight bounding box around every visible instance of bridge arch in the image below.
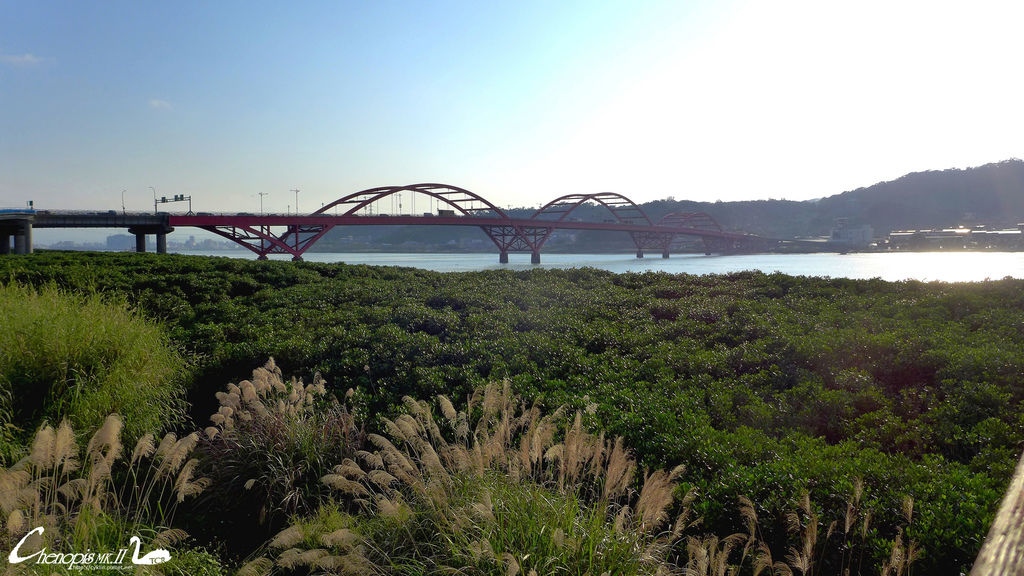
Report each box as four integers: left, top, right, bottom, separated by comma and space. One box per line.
316, 183, 508, 218
658, 212, 728, 255
527, 192, 659, 258
268, 183, 508, 260
530, 192, 653, 225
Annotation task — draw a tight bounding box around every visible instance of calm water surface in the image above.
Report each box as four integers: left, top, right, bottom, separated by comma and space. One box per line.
174, 250, 1024, 282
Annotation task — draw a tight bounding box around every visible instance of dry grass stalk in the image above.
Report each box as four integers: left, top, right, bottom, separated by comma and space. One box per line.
686, 535, 735, 576
635, 465, 685, 532
245, 381, 687, 575
1, 414, 207, 557
603, 436, 636, 502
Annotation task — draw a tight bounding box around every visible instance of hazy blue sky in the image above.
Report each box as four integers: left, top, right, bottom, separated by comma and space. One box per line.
3, 0, 1023, 214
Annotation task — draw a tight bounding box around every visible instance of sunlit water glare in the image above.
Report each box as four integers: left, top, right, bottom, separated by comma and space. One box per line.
173, 250, 1024, 282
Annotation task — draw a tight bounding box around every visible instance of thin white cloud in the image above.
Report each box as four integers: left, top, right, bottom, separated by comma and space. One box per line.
149, 99, 172, 110
0, 53, 47, 67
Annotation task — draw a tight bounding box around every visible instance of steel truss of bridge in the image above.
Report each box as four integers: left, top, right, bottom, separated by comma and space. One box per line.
14, 183, 775, 262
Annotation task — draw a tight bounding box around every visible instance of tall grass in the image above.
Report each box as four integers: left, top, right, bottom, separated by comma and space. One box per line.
198, 359, 364, 540
236, 378, 920, 576
0, 283, 186, 455
241, 381, 691, 576
0, 414, 212, 571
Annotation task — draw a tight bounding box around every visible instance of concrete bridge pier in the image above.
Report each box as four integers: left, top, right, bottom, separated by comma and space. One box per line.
499, 251, 509, 263
636, 249, 644, 258
13, 230, 29, 254
531, 251, 541, 264
128, 224, 174, 254
662, 249, 670, 259
0, 216, 33, 254
20, 222, 32, 254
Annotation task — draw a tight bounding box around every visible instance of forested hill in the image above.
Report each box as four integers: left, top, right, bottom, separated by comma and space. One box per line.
815, 159, 1024, 232
649, 159, 1024, 237
315, 160, 1024, 250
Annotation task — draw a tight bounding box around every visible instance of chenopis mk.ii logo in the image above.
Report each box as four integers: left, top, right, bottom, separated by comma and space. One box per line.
7, 526, 171, 570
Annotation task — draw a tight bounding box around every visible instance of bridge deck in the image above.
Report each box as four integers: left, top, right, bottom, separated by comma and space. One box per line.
167, 213, 754, 240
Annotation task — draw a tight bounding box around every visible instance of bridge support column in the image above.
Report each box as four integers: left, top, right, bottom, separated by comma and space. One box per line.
129, 224, 173, 254
499, 251, 509, 264
22, 221, 32, 254
6, 220, 32, 255
12, 222, 31, 254
662, 249, 670, 259
531, 251, 541, 264
636, 249, 644, 259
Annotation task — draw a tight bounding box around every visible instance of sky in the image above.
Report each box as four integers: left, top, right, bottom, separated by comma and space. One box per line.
3, 0, 1024, 216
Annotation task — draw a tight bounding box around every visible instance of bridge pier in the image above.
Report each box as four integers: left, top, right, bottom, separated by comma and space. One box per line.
128, 224, 174, 254
499, 251, 509, 264
636, 249, 644, 259
0, 216, 33, 255
531, 251, 541, 264
662, 249, 670, 259
19, 221, 32, 254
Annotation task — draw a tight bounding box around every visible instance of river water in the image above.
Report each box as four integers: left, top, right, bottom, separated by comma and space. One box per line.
172, 250, 1024, 282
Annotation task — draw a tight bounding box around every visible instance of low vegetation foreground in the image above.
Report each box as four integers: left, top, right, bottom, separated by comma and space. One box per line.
1, 251, 1022, 574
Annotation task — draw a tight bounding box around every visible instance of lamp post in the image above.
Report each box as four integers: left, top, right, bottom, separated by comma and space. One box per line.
290, 189, 300, 214
258, 192, 268, 215
149, 187, 157, 214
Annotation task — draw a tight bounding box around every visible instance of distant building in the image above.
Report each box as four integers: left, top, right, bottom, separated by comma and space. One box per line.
830, 218, 873, 248
887, 225, 1022, 250
106, 234, 135, 251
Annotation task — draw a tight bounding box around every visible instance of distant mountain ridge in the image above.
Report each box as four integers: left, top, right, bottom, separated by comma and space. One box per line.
814, 159, 1024, 233
644, 159, 1024, 238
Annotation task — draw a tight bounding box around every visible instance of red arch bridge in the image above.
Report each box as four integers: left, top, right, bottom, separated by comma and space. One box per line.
20, 183, 777, 262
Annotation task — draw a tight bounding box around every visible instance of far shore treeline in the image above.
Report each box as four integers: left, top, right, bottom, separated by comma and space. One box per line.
1, 251, 1022, 574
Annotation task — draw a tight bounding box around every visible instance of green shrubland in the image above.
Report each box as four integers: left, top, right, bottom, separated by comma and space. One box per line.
2, 251, 1022, 573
